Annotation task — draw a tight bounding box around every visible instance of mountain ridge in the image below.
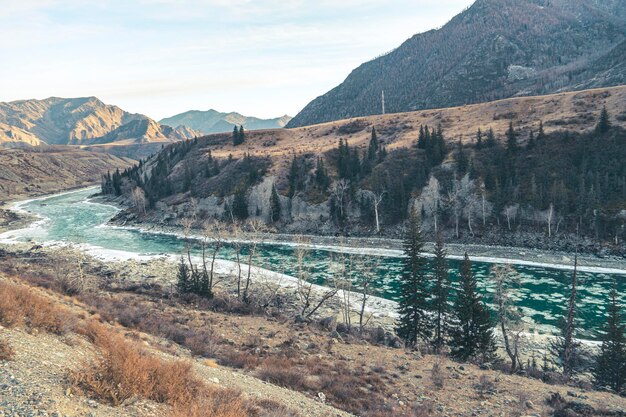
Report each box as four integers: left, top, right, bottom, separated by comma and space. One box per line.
0, 97, 200, 148
160, 109, 292, 134
287, 0, 626, 128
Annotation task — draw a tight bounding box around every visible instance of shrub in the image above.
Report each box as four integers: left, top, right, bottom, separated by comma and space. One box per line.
0, 281, 74, 334
430, 360, 446, 389
219, 350, 262, 370
0, 338, 14, 361
72, 321, 254, 416
256, 357, 307, 390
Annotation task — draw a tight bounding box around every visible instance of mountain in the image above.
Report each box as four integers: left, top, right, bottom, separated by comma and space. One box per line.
0, 147, 135, 202
160, 109, 292, 134
288, 0, 626, 128
0, 97, 199, 147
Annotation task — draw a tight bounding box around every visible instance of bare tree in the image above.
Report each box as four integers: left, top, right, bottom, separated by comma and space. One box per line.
547, 203, 554, 238
330, 179, 350, 219
131, 187, 146, 215
357, 258, 379, 333
242, 219, 266, 303
490, 264, 524, 372
294, 236, 338, 319
361, 189, 386, 233
202, 220, 226, 297
228, 222, 245, 298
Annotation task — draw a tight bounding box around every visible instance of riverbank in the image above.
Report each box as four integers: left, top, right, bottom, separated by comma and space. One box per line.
105, 214, 626, 275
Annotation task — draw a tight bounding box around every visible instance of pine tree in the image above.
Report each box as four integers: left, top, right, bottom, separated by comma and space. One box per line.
456, 140, 469, 175
396, 208, 432, 347
486, 128, 497, 147
506, 121, 518, 155
476, 128, 483, 149
595, 106, 611, 134
432, 234, 450, 352
315, 157, 330, 189
269, 185, 281, 223
176, 256, 191, 294
238, 125, 245, 144
593, 282, 626, 393
232, 186, 249, 220
232, 126, 240, 146
368, 127, 379, 161
449, 253, 496, 362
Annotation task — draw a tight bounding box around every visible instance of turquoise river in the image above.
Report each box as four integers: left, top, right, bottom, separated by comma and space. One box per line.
2, 188, 624, 340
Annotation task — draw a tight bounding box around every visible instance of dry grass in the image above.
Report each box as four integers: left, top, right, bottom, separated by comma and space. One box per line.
0, 338, 14, 361
72, 321, 253, 416
0, 280, 74, 334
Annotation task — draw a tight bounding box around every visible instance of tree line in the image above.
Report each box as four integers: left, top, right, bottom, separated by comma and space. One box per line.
396, 209, 625, 393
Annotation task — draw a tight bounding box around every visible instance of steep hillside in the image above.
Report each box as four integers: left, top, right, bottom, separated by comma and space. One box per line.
288, 0, 626, 127
0, 97, 199, 147
103, 87, 626, 253
160, 109, 292, 134
0, 147, 135, 202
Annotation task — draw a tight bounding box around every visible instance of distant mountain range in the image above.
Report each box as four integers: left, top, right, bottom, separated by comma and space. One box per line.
160, 110, 292, 134
0, 97, 199, 148
288, 0, 626, 127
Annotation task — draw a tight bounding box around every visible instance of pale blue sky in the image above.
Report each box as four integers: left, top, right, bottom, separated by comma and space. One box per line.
0, 0, 475, 120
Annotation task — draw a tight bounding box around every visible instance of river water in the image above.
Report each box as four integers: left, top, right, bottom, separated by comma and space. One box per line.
2, 187, 624, 340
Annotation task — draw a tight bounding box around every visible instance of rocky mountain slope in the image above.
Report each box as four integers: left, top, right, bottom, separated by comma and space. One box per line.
0, 147, 134, 202
160, 109, 292, 134
0, 97, 199, 147
288, 0, 626, 127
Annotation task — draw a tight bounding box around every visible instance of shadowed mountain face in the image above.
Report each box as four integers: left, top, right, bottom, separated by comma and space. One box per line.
160, 109, 292, 134
288, 0, 626, 128
0, 97, 198, 147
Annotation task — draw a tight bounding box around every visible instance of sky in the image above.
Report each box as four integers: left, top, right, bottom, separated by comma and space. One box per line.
0, 0, 475, 120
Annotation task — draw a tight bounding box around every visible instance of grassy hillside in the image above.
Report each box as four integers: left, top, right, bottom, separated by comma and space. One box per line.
0, 147, 135, 202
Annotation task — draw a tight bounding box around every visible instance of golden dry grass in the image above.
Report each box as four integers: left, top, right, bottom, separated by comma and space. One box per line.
72, 321, 252, 417
0, 280, 74, 334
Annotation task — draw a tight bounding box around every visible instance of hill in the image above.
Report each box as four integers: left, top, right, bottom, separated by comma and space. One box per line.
2, 244, 625, 417
0, 97, 199, 148
160, 109, 292, 134
288, 0, 626, 127
103, 86, 626, 253
0, 147, 135, 202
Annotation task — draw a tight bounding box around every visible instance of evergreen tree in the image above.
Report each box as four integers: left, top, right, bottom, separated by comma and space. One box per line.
506, 121, 518, 155
238, 125, 245, 144
456, 140, 469, 175
432, 234, 450, 352
176, 256, 191, 294
485, 128, 497, 147
315, 157, 330, 190
593, 282, 626, 393
596, 106, 611, 134
449, 253, 496, 362
269, 185, 281, 223
396, 208, 432, 347
232, 126, 240, 146
476, 128, 483, 149
368, 127, 379, 161
232, 186, 249, 220
418, 125, 426, 149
